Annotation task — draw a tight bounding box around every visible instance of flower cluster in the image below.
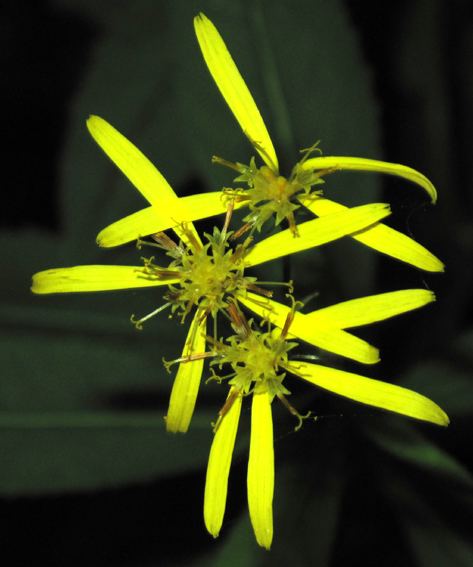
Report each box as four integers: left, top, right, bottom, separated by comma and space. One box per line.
31, 13, 448, 551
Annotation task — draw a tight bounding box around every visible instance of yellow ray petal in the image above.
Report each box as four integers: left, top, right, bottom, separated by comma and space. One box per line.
248, 390, 274, 550
291, 361, 449, 426
87, 115, 178, 208
238, 293, 379, 364
245, 203, 391, 267
301, 156, 437, 203
204, 388, 242, 538
87, 115, 201, 247
97, 207, 165, 248
166, 311, 207, 433
307, 289, 435, 329
194, 13, 278, 172
303, 197, 444, 272
31, 265, 179, 294
97, 192, 243, 248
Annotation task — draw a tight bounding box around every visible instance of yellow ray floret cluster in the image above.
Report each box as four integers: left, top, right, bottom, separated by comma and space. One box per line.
30, 12, 448, 553
201, 306, 448, 549
191, 13, 443, 270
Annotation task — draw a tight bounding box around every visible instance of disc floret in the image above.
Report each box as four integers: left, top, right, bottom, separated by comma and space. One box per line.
138, 226, 257, 324
213, 316, 295, 398
213, 142, 327, 235
205, 305, 305, 439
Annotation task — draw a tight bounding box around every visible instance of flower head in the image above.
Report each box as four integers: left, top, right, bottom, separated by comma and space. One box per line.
31, 116, 391, 434
146, 227, 254, 322
27, 9, 450, 554
191, 13, 444, 271
211, 143, 326, 236
201, 305, 449, 549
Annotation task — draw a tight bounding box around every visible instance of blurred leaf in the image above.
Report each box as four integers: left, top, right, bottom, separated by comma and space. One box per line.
57, 4, 183, 243
385, 470, 473, 567
365, 419, 473, 487
262, 423, 344, 566
0, 325, 227, 494
52, 0, 131, 27
1, 229, 66, 303
397, 0, 451, 200
0, 329, 182, 411
2, 303, 144, 339
454, 327, 473, 363
0, 410, 214, 495
400, 359, 473, 417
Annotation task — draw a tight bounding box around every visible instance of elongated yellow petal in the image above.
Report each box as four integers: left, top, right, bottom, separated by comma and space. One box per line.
291, 361, 449, 426
166, 312, 207, 433
307, 289, 435, 329
97, 207, 165, 248
194, 13, 278, 172
301, 156, 437, 203
87, 115, 201, 247
87, 115, 178, 208
31, 265, 178, 294
204, 388, 242, 538
248, 390, 274, 550
238, 293, 379, 364
245, 203, 391, 267
303, 197, 444, 272
97, 192, 243, 248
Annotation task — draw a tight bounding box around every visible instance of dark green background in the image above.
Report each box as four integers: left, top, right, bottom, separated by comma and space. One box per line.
2, 0, 472, 565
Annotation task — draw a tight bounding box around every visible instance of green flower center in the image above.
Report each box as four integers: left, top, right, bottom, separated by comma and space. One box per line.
246, 166, 301, 230
143, 228, 255, 321
214, 142, 327, 235
214, 325, 296, 396
174, 239, 248, 315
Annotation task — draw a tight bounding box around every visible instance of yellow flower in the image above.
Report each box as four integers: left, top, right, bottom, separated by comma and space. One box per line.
188, 12, 444, 272
203, 305, 448, 550
31, 116, 390, 433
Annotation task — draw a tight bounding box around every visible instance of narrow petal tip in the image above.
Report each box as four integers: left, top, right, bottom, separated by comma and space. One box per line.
194, 12, 206, 23
371, 348, 381, 365
301, 156, 438, 204
86, 114, 104, 133
430, 402, 450, 427
436, 260, 446, 273
427, 290, 436, 302
96, 232, 106, 248
30, 274, 41, 294
439, 411, 450, 427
